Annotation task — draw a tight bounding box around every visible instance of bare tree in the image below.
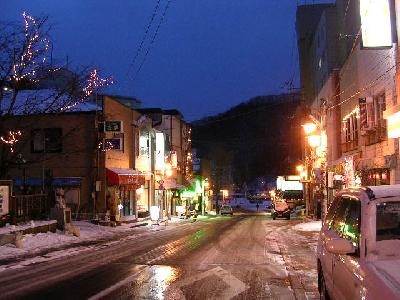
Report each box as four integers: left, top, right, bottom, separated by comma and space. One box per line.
0, 12, 112, 177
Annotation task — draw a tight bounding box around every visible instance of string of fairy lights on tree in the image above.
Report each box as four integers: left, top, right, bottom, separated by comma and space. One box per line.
1, 12, 113, 153
62, 69, 113, 111
11, 12, 50, 83
0, 131, 21, 153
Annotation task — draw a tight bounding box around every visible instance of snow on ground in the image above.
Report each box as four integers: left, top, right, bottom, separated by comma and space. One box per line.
228, 198, 271, 212
0, 221, 148, 261
0, 220, 57, 234
293, 220, 322, 232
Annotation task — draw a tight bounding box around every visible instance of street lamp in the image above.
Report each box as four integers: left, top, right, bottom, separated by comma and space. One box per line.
301, 121, 320, 217
296, 164, 304, 173
164, 163, 173, 177
302, 123, 317, 135
307, 134, 321, 148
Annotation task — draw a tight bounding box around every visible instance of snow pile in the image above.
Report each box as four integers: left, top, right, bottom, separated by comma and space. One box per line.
22, 231, 77, 250
76, 221, 137, 239
0, 220, 57, 234
0, 221, 147, 261
293, 221, 322, 232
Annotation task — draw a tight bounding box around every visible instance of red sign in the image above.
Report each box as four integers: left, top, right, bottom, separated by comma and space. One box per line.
106, 168, 145, 188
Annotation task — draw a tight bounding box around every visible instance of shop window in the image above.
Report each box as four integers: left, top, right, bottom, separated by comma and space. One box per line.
31, 128, 62, 153
361, 169, 390, 186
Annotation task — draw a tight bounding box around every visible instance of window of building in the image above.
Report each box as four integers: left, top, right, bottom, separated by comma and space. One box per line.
343, 113, 359, 143
31, 128, 63, 153
139, 131, 150, 157
342, 111, 359, 152
362, 93, 387, 145
374, 93, 386, 132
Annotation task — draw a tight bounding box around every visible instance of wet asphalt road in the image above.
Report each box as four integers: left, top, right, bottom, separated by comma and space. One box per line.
0, 214, 320, 300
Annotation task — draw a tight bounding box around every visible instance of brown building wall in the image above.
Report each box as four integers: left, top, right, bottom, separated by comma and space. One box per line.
103, 96, 135, 169
2, 112, 97, 212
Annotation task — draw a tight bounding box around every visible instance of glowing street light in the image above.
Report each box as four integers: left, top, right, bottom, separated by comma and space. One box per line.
296, 165, 304, 173
307, 134, 321, 148
302, 122, 317, 135
164, 163, 173, 177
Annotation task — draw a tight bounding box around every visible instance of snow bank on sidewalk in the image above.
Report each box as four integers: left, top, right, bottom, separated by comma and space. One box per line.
293, 221, 322, 232
0, 221, 147, 261
0, 220, 57, 234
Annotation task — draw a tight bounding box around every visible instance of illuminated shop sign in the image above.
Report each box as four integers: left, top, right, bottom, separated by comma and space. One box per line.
104, 120, 123, 132
360, 0, 393, 48
386, 111, 400, 138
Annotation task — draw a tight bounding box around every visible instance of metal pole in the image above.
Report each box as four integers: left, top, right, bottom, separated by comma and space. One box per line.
202, 180, 205, 216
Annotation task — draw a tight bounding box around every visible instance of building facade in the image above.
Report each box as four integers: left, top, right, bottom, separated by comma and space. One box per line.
296, 0, 400, 217
1, 94, 193, 223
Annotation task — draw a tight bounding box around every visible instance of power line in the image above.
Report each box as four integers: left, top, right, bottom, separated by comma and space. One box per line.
328, 58, 398, 111
125, 0, 163, 78
131, 0, 172, 83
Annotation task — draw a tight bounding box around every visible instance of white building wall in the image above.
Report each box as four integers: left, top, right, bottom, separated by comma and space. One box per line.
311, 72, 339, 165
339, 40, 398, 183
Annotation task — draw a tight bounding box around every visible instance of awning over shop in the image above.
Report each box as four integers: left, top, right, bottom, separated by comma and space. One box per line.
52, 177, 81, 187
106, 168, 145, 187
15, 177, 43, 186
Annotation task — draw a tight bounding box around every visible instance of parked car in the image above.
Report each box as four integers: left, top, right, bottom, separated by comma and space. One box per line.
271, 200, 290, 220
220, 204, 233, 216
317, 185, 400, 300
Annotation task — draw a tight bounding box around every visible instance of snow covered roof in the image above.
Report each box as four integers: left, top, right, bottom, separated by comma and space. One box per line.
1, 89, 101, 115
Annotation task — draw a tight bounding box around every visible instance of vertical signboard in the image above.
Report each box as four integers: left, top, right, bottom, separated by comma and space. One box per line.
155, 132, 165, 171
360, 0, 393, 48
0, 182, 11, 216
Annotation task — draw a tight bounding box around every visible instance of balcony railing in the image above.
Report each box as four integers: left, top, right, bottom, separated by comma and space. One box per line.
341, 140, 358, 153
364, 127, 387, 146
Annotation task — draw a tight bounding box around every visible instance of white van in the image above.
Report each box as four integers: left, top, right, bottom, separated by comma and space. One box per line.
317, 185, 400, 299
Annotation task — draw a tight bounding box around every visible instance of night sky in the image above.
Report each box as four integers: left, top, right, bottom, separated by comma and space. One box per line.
2, 1, 333, 121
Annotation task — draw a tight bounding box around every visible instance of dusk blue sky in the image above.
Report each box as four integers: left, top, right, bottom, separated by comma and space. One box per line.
2, 1, 333, 121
